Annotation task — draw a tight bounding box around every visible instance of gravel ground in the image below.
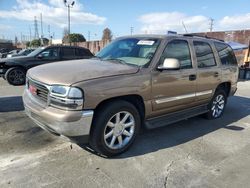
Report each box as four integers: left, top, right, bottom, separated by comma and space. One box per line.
0, 79, 250, 188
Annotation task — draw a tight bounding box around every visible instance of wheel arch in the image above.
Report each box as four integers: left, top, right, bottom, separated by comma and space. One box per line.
216, 82, 231, 97
93, 94, 146, 124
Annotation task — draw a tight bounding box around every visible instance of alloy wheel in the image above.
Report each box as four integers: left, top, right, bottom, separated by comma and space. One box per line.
211, 94, 225, 118
104, 111, 135, 150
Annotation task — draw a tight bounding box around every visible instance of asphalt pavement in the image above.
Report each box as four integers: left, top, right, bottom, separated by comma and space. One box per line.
0, 79, 250, 188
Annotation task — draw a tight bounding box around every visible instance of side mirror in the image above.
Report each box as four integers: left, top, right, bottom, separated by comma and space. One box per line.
157, 58, 181, 70
37, 54, 43, 59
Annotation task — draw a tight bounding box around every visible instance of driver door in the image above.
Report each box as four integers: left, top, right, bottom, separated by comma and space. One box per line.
33, 47, 60, 67
151, 39, 197, 115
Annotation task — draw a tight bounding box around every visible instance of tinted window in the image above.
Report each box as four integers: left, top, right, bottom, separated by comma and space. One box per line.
194, 41, 216, 68
214, 42, 237, 65
75, 48, 92, 57
39, 48, 59, 60
160, 40, 192, 69
62, 47, 75, 59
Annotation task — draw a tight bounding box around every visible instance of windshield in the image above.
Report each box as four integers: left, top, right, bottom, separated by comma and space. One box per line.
96, 38, 161, 67
27, 47, 45, 57
18, 49, 26, 54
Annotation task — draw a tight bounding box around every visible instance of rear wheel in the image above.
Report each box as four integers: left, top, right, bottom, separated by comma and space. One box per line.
89, 100, 141, 157
5, 67, 26, 86
206, 89, 227, 119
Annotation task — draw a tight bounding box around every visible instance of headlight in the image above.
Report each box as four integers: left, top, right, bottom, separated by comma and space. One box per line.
49, 85, 84, 110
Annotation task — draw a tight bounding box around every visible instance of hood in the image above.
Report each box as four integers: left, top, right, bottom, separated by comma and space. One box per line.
27, 59, 139, 86
0, 56, 33, 63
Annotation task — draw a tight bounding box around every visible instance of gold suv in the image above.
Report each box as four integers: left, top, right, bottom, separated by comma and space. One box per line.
23, 34, 239, 157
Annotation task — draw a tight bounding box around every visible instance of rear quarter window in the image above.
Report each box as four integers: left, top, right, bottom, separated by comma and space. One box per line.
75, 48, 92, 57
214, 42, 237, 66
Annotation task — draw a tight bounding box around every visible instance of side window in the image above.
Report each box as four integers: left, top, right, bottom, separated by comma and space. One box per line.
214, 42, 237, 65
160, 40, 192, 69
75, 48, 92, 57
61, 47, 75, 59
39, 48, 59, 60
193, 41, 216, 68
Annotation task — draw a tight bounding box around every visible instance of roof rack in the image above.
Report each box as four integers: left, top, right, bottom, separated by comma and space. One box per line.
182, 34, 224, 42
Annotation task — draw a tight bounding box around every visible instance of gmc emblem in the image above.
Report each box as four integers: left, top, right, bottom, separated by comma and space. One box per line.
29, 85, 37, 95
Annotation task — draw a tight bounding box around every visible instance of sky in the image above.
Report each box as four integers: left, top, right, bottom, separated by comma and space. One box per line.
0, 0, 250, 41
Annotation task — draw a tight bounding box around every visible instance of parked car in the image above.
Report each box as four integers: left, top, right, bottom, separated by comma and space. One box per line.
0, 48, 15, 58
7, 49, 35, 58
23, 34, 239, 157
0, 45, 93, 85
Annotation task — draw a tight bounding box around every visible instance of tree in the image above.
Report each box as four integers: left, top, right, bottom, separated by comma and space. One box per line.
62, 33, 86, 43
30, 39, 41, 47
26, 41, 30, 47
102, 28, 113, 41
30, 38, 49, 47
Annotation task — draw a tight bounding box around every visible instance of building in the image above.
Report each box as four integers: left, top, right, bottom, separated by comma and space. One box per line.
192, 30, 250, 65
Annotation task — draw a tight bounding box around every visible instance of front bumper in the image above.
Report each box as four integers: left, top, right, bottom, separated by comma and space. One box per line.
23, 89, 94, 143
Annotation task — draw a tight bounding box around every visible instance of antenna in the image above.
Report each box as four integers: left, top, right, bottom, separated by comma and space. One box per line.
182, 21, 188, 33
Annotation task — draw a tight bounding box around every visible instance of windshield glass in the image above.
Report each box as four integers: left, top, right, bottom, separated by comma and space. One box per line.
96, 38, 161, 67
27, 47, 45, 57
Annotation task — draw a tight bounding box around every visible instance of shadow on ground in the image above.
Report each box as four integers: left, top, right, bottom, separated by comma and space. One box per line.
111, 96, 250, 158
0, 96, 24, 112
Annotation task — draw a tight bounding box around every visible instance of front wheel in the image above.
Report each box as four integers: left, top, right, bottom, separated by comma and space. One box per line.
5, 67, 26, 86
206, 89, 227, 119
89, 100, 141, 157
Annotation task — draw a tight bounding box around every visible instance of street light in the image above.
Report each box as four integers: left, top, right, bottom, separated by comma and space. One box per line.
64, 0, 75, 35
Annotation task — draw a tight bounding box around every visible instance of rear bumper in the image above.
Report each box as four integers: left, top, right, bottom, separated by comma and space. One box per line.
23, 89, 94, 144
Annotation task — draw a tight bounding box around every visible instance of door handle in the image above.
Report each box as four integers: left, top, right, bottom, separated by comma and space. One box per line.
189, 74, 196, 81
214, 72, 219, 77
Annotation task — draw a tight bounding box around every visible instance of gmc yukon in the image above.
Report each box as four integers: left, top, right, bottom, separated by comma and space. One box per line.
23, 34, 238, 157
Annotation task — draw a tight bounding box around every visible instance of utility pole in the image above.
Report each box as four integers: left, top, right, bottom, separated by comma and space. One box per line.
64, 0, 75, 35
130, 27, 134, 35
29, 26, 32, 41
40, 13, 44, 46
88, 31, 90, 41
209, 18, 214, 32
34, 16, 39, 39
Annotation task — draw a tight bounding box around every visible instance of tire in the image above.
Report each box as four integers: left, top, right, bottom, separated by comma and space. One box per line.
89, 100, 141, 157
5, 67, 26, 86
205, 89, 227, 119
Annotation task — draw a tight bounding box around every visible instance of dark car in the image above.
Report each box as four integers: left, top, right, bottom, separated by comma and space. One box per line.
0, 45, 93, 85
0, 48, 15, 58
7, 49, 34, 58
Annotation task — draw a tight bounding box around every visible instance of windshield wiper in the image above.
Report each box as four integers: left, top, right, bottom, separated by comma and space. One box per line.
105, 58, 127, 65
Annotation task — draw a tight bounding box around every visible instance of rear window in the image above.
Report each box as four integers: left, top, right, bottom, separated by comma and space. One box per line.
214, 42, 237, 65
193, 41, 216, 68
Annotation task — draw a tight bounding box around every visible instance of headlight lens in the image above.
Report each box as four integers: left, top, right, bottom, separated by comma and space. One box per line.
49, 85, 84, 110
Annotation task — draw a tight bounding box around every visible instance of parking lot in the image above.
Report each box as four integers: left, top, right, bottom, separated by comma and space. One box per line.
0, 79, 250, 188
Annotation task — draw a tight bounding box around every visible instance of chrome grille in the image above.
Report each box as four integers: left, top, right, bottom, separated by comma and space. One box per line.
28, 79, 49, 102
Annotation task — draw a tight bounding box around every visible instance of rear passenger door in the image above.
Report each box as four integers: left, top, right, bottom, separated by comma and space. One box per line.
193, 41, 221, 102
61, 47, 76, 60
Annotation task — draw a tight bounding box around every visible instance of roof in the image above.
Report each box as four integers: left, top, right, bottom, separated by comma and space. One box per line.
116, 34, 225, 42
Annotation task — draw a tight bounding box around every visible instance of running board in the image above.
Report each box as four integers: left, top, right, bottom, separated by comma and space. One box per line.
145, 105, 208, 129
